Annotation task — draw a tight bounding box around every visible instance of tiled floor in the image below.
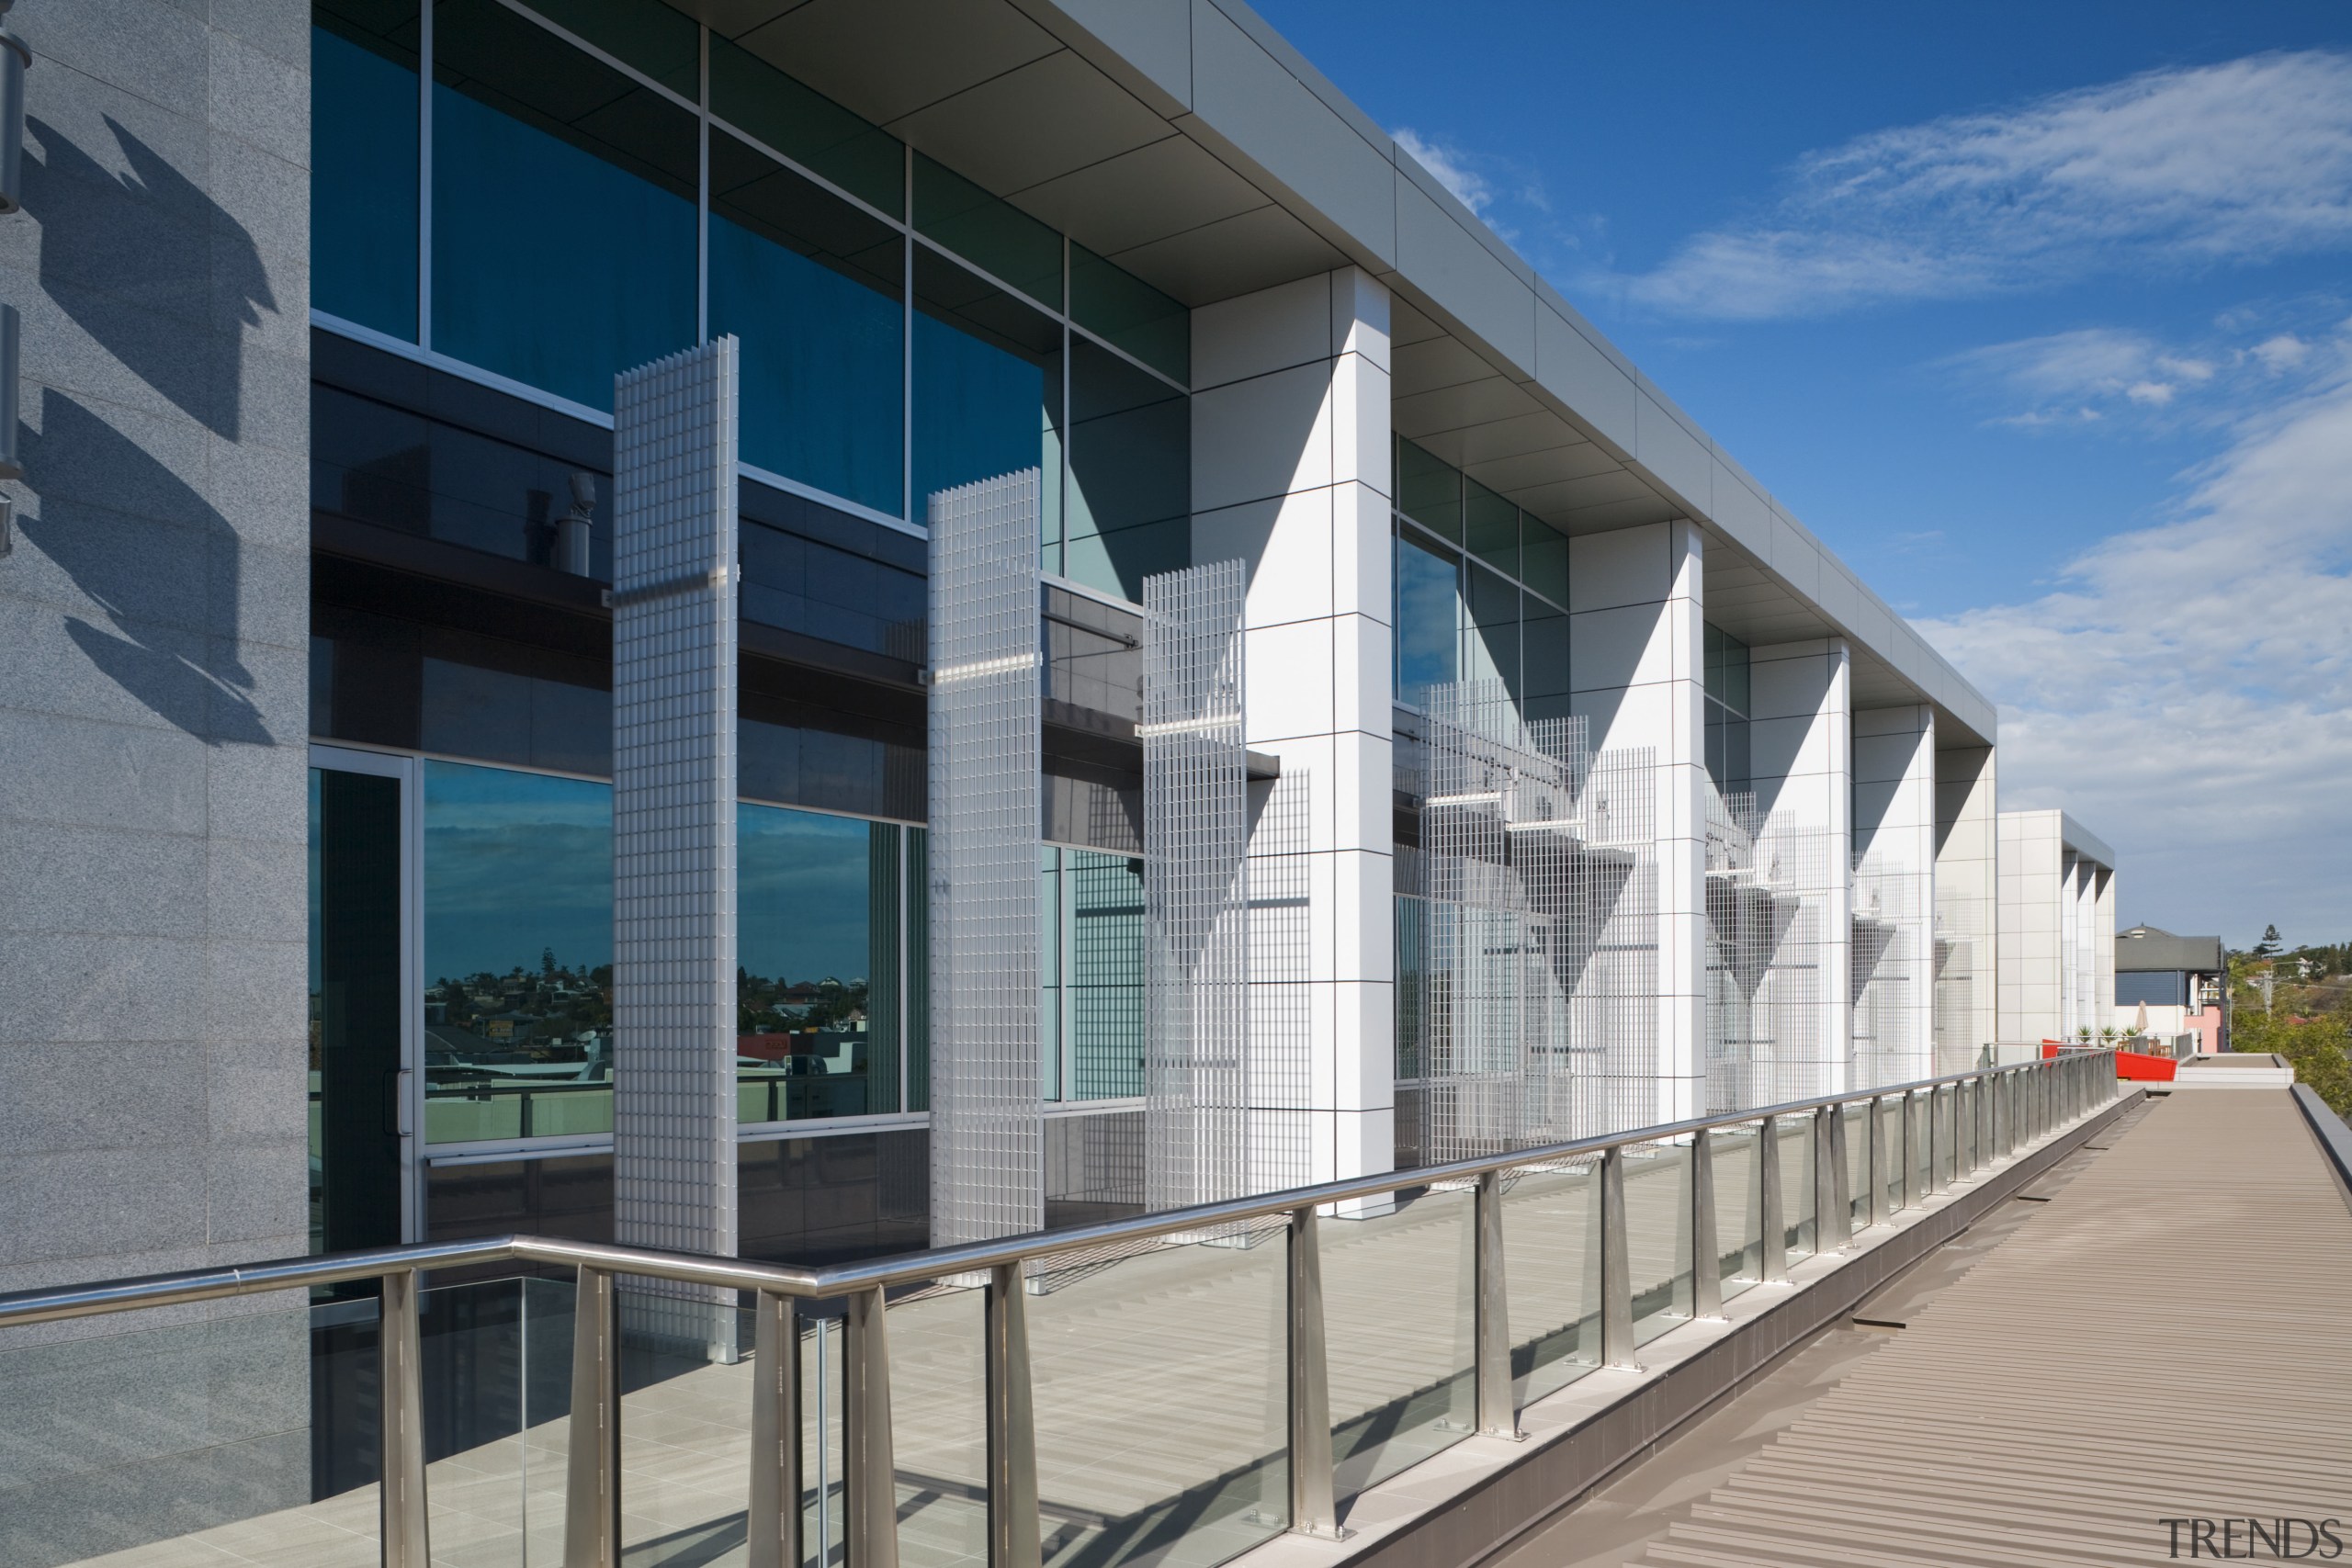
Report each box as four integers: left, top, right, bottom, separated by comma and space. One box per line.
54, 1158, 1704, 1568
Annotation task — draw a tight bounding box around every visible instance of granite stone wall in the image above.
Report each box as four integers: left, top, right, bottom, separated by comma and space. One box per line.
0, 0, 314, 1559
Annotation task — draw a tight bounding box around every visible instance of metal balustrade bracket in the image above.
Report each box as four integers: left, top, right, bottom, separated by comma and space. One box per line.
1473, 1171, 1526, 1439
1690, 1128, 1725, 1321
986, 1263, 1044, 1568
1864, 1098, 1886, 1230
1286, 1207, 1346, 1540
380, 1267, 431, 1568
563, 1264, 620, 1568
748, 1290, 801, 1568
1600, 1147, 1640, 1369
1757, 1114, 1788, 1285
846, 1285, 901, 1568
1820, 1104, 1851, 1251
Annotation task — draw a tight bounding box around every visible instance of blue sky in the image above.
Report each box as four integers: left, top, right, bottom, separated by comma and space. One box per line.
1255, 0, 2352, 945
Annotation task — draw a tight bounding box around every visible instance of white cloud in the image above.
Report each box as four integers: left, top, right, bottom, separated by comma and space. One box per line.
1393, 127, 1494, 216
1941, 317, 2340, 430
1918, 330, 2352, 942
1602, 51, 2352, 319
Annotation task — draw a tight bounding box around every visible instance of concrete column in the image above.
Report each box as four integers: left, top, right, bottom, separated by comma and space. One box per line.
1748, 638, 1851, 1096
1852, 705, 1935, 1084
1190, 267, 1392, 1189
1566, 520, 1706, 1129
1934, 744, 1998, 1055
1996, 812, 2063, 1043
2093, 865, 2117, 1034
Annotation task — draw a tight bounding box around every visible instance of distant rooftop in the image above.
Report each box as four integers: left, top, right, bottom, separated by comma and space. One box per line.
2118, 924, 2225, 973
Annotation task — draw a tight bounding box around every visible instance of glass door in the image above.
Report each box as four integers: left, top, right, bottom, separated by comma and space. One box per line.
309, 745, 421, 1253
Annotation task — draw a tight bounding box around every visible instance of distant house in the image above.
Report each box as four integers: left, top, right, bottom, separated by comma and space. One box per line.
2114, 926, 2228, 1053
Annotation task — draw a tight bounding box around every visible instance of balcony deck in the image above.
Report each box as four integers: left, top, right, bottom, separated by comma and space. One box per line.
1498, 1087, 2352, 1567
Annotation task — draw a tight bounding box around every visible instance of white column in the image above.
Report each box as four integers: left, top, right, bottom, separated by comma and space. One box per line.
1747, 638, 1851, 1095
1566, 520, 1704, 1129
2093, 864, 2117, 1032
610, 338, 741, 1359
1190, 267, 1393, 1189
1853, 705, 1935, 1083
1934, 744, 1998, 1054
1996, 810, 2063, 1043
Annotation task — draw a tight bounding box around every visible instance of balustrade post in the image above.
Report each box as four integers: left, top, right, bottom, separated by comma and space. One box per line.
1287, 1207, 1340, 1538
563, 1265, 619, 1568
749, 1292, 802, 1568
1474, 1170, 1521, 1438
1757, 1116, 1787, 1283
985, 1264, 1042, 1568
381, 1267, 431, 1568
1600, 1146, 1637, 1367
1818, 1104, 1849, 1251
1691, 1129, 1724, 1319
844, 1286, 899, 1568
1865, 1098, 1885, 1228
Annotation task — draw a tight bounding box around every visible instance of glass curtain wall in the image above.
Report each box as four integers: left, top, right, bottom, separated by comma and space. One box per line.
310, 0, 1191, 603
1703, 625, 1751, 795
1391, 436, 1571, 719
413, 761, 1139, 1149
1392, 436, 1573, 1092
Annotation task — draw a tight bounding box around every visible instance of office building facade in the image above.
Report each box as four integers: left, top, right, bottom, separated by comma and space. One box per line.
4, 0, 2104, 1310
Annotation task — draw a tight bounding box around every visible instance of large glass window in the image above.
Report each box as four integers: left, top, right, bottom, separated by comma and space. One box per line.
738, 805, 907, 1124
709, 130, 905, 515
422, 761, 615, 1144
1703, 624, 1752, 795
312, 2, 421, 339
429, 0, 697, 411
1395, 526, 1463, 700
1392, 438, 1571, 714
310, 764, 406, 1254
317, 0, 1193, 587
1041, 848, 1145, 1101
912, 245, 1063, 535
1066, 337, 1189, 602
311, 382, 616, 579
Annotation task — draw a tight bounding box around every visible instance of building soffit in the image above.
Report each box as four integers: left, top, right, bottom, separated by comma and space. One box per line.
656, 0, 1996, 748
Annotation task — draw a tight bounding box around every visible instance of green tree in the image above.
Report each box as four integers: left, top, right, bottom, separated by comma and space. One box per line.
2232, 1010, 2352, 1122
2253, 924, 2284, 959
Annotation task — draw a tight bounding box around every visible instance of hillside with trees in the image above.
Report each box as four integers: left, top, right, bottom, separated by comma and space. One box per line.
2228, 927, 2352, 1118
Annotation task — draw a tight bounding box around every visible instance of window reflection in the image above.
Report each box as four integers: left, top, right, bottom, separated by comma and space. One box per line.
738, 805, 906, 1123
422, 761, 615, 1143
1067, 337, 1189, 602
311, 382, 616, 580
1395, 527, 1462, 701
311, 4, 421, 340
709, 130, 905, 516
912, 245, 1063, 548
429, 0, 697, 411
1042, 849, 1145, 1100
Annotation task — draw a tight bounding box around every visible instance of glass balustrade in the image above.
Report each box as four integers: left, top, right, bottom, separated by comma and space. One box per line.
1501, 1157, 1602, 1404
1625, 1143, 1694, 1347
1321, 1187, 1475, 1500
1714, 1122, 1765, 1298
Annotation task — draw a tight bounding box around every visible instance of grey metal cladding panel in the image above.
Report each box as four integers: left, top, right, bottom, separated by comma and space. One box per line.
1394, 180, 1536, 371
2058, 813, 2116, 870
1634, 391, 1712, 513
1105, 201, 1347, 306
1533, 303, 1638, 456
1012, 134, 1263, 254
1392, 332, 1506, 400
1186, 0, 1396, 264
738, 0, 1058, 125
1393, 375, 1544, 439
892, 51, 1174, 193
1042, 0, 1194, 112
1395, 143, 1533, 288
1707, 456, 1771, 552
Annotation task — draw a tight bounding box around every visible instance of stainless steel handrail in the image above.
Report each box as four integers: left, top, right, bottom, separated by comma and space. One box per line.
0, 1053, 2121, 1568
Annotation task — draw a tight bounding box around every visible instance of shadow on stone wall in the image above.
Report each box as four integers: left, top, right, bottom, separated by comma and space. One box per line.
21, 389, 272, 745
24, 113, 276, 442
